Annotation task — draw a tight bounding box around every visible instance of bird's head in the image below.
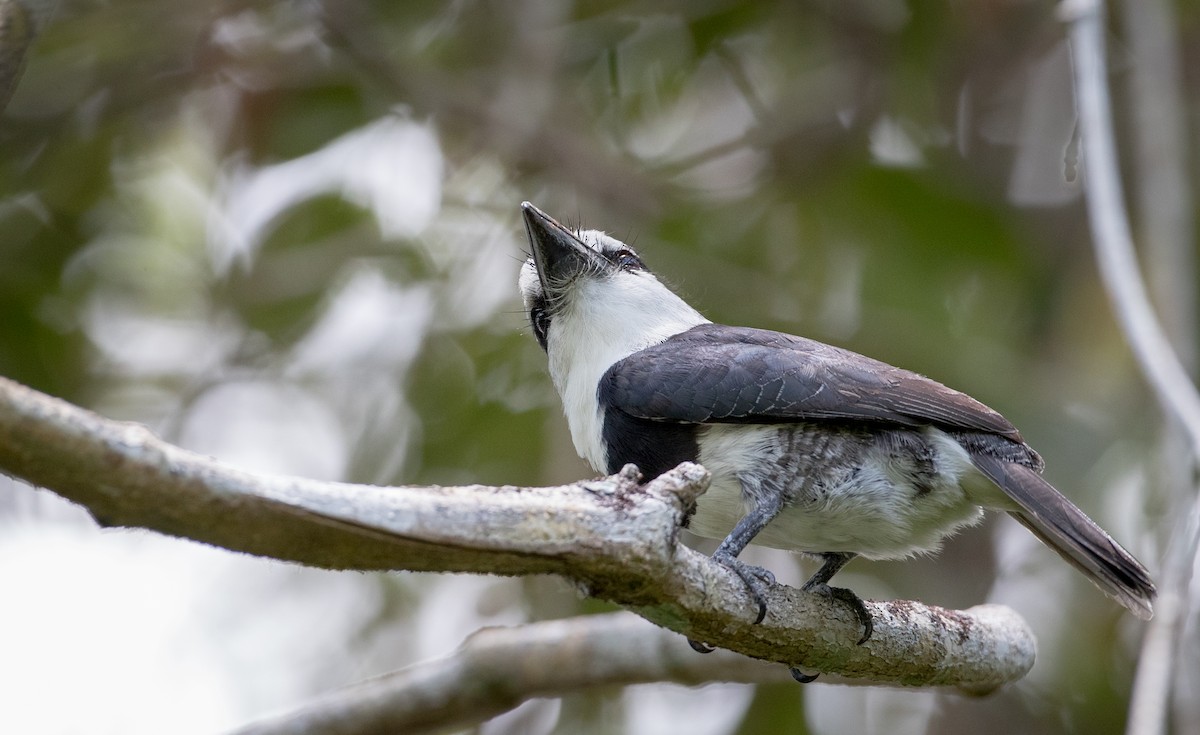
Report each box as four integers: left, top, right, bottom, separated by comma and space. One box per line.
517, 202, 706, 361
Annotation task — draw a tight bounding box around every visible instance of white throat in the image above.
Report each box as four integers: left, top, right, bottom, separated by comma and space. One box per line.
547, 269, 708, 471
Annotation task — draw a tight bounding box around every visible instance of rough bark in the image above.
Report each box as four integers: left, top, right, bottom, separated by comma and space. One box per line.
0, 375, 1036, 696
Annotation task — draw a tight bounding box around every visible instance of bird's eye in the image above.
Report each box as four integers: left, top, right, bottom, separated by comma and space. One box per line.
530, 306, 551, 349
614, 249, 644, 271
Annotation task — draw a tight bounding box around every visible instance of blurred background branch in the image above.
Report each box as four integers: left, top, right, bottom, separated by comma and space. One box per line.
1063, 3, 1200, 735
233, 609, 1035, 735
230, 613, 796, 735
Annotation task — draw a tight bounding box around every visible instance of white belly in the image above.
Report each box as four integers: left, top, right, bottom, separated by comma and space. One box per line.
688, 424, 988, 560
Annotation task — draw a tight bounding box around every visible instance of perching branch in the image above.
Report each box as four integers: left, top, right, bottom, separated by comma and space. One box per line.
1062, 3, 1200, 735
0, 375, 1035, 698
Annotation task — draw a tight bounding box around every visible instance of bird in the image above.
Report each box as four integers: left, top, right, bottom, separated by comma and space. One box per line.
516, 201, 1155, 668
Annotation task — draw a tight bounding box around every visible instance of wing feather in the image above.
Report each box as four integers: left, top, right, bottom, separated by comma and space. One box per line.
600, 324, 1021, 439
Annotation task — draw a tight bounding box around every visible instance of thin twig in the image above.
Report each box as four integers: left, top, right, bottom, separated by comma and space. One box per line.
1060, 3, 1200, 734
715, 42, 770, 121
1118, 0, 1198, 732
1118, 0, 1196, 366
1062, 1, 1200, 446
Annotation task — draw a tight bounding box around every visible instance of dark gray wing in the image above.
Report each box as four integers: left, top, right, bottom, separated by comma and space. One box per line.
600, 324, 1022, 440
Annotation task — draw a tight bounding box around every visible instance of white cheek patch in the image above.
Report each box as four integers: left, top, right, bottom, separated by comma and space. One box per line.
518, 260, 542, 309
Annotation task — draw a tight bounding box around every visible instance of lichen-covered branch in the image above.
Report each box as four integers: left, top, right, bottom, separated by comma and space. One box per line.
0, 375, 1035, 694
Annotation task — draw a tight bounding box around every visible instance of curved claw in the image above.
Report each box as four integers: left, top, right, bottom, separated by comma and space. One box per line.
688, 638, 716, 654
803, 581, 874, 645
789, 667, 820, 684
712, 552, 777, 624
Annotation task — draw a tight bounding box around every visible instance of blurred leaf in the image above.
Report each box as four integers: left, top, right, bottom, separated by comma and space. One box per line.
224, 195, 378, 344
684, 0, 767, 54
249, 84, 368, 161
407, 330, 551, 486
733, 682, 809, 735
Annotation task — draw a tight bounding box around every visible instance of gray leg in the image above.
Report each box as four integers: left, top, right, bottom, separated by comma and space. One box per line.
712, 490, 786, 623
802, 552, 873, 645
688, 490, 785, 654
785, 552, 872, 683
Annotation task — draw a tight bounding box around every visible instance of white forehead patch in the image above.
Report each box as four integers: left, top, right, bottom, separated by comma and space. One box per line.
577, 229, 630, 255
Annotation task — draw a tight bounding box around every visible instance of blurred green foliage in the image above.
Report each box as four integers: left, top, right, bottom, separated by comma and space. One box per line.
2, 1, 1193, 733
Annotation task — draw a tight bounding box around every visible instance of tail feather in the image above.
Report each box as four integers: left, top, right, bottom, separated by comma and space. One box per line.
972, 454, 1156, 620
